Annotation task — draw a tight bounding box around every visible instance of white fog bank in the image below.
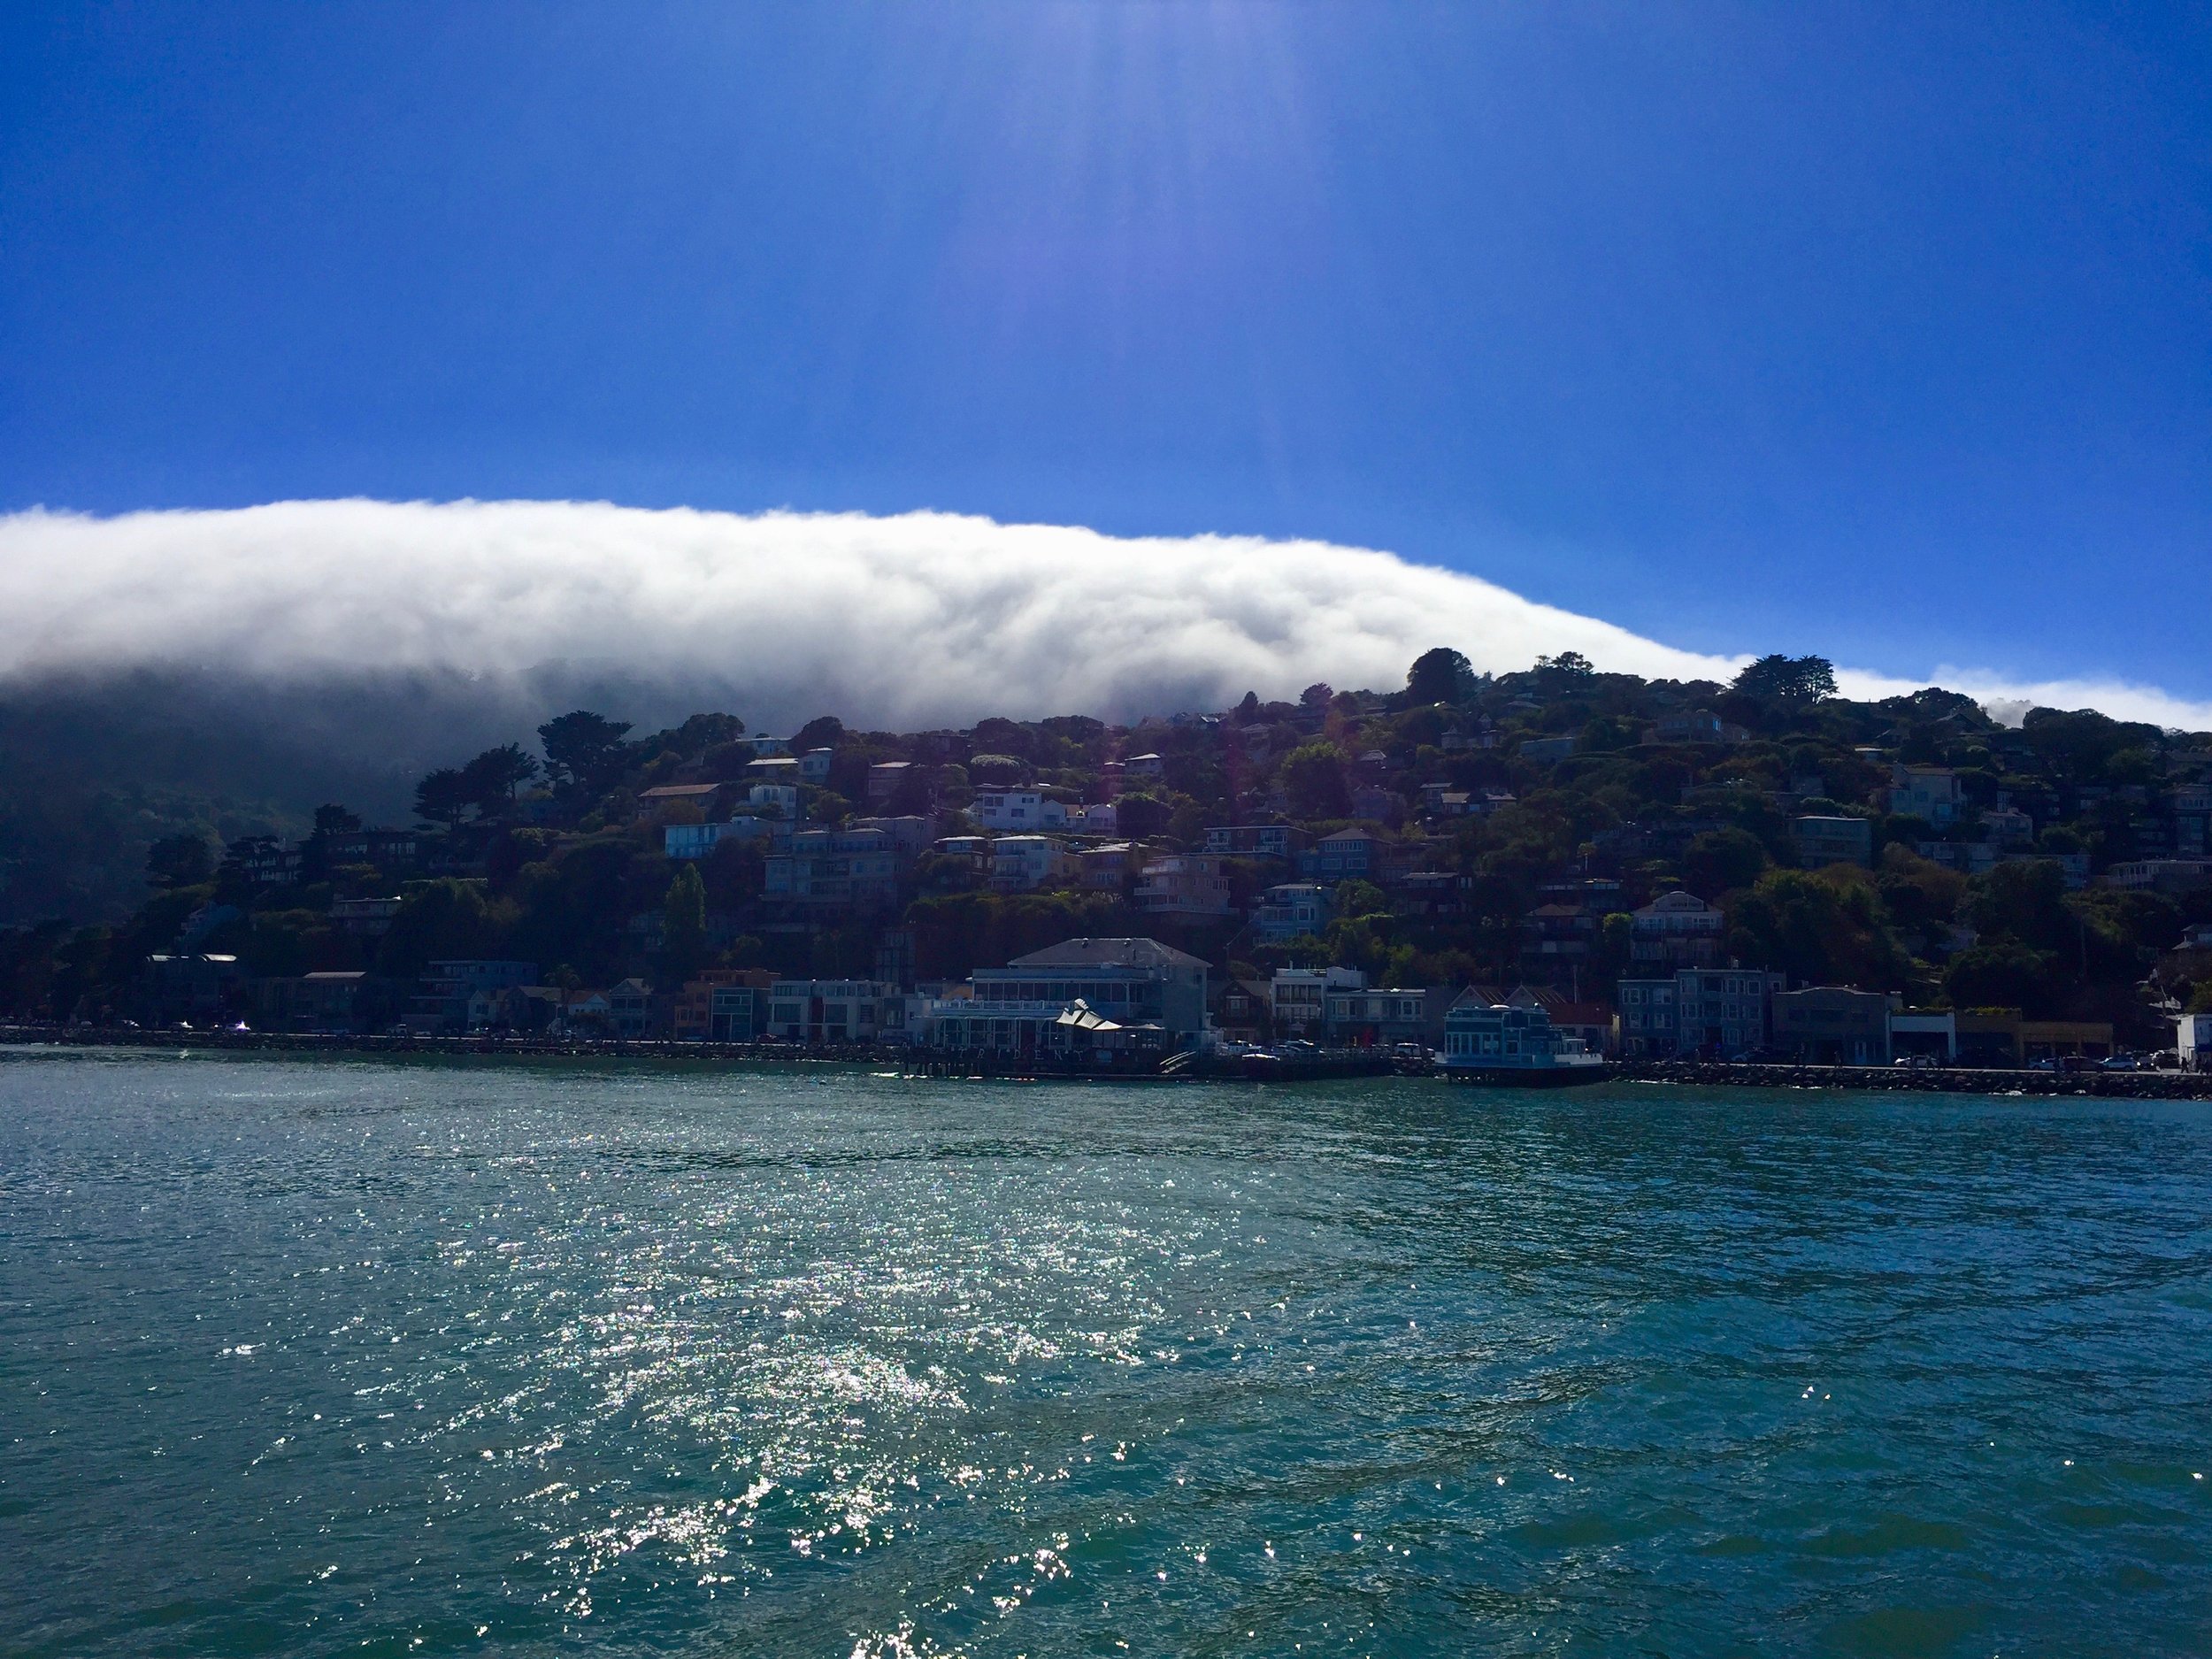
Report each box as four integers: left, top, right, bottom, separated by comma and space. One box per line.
0, 499, 2205, 732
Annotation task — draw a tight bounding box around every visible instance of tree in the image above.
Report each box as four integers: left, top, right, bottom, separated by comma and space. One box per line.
2020, 707, 2139, 780
1874, 844, 1967, 936
1534, 650, 1596, 683
1727, 867, 1913, 991
413, 767, 473, 829
793, 714, 846, 753
1682, 827, 1770, 899
1281, 741, 1352, 818
313, 803, 363, 836
1732, 654, 1838, 709
663, 864, 708, 973
1333, 879, 1388, 918
1406, 647, 1475, 706
1946, 940, 2064, 1017
459, 742, 541, 811
1963, 859, 2074, 956
537, 710, 634, 792
145, 833, 216, 889
377, 879, 503, 977
1115, 792, 1173, 839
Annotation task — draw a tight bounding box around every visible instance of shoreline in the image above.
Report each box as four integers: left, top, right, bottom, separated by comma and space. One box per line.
7, 1024, 2212, 1097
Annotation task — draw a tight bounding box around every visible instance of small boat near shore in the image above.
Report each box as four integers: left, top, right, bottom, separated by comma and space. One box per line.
1440, 1002, 1610, 1087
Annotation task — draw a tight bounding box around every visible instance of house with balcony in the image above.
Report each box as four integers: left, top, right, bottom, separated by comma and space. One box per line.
764, 979, 893, 1044
1629, 890, 1724, 969
1325, 984, 1440, 1048
1135, 854, 1233, 918
866, 760, 916, 807
1268, 966, 1365, 1040
1617, 968, 1786, 1057
1212, 977, 1275, 1045
926, 938, 1210, 1050
991, 836, 1076, 892
1794, 815, 1873, 868
1202, 825, 1307, 861
972, 788, 1067, 832
1253, 882, 1333, 942
1890, 764, 1964, 826
764, 827, 901, 910
1644, 710, 1745, 746
1302, 828, 1379, 881
669, 969, 776, 1041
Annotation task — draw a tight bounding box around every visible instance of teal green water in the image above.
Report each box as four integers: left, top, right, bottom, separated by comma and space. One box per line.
2, 1051, 2209, 1656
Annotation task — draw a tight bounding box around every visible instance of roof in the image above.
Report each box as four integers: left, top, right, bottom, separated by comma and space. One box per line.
1006, 937, 1210, 971
640, 783, 724, 801
1053, 1000, 1123, 1032
303, 971, 368, 982
1450, 984, 1511, 1009
1637, 889, 1718, 913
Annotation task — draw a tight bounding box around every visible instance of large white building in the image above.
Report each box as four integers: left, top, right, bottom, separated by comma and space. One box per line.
916, 938, 1212, 1052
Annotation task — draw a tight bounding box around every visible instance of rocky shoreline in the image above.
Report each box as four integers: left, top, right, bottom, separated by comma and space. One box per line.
8, 1022, 2212, 1097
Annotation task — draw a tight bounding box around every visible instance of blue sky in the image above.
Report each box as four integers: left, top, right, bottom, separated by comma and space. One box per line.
3, 3, 2208, 698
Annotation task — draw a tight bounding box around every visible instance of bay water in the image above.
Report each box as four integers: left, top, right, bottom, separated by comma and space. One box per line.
2, 1048, 2208, 1655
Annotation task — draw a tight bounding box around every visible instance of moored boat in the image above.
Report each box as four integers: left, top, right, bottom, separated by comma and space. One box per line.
1440, 1002, 1609, 1087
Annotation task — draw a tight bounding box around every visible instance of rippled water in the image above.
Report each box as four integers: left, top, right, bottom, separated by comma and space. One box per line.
2, 1050, 2209, 1656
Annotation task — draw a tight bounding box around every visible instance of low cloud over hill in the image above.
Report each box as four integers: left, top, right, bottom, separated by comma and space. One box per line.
6, 499, 2207, 733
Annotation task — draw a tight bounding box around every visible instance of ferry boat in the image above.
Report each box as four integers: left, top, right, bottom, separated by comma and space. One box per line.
1440, 1002, 1609, 1087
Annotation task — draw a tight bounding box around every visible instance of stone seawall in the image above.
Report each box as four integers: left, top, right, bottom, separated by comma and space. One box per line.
1617, 1059, 2212, 1100
8, 1026, 2212, 1097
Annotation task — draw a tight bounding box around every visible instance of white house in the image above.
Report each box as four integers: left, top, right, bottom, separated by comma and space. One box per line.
991, 836, 1074, 891
2179, 1012, 2212, 1071
1269, 966, 1365, 1039
747, 782, 801, 818
973, 789, 1067, 832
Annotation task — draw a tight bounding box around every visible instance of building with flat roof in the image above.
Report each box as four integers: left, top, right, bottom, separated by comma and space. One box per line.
1774, 987, 1892, 1064
1794, 816, 1873, 869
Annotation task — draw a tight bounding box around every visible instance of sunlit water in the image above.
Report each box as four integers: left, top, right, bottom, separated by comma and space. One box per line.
2, 1050, 2208, 1656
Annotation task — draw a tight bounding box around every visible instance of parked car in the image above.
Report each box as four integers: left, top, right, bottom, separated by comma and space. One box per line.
2097, 1053, 2139, 1071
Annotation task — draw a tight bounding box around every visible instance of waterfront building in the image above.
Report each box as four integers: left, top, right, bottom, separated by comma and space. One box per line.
1617, 968, 1786, 1058
1324, 985, 1439, 1048
924, 938, 1211, 1052
764, 979, 894, 1044
1773, 987, 1893, 1064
